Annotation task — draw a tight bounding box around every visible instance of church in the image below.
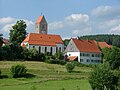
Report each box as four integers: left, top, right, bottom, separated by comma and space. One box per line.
21, 16, 64, 55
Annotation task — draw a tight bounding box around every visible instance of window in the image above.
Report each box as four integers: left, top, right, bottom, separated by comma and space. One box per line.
56, 47, 58, 53
87, 59, 90, 62
92, 54, 94, 57
80, 53, 82, 56
91, 60, 94, 62
80, 59, 83, 62
83, 53, 85, 56
86, 53, 90, 56
39, 46, 41, 53
95, 54, 98, 57
98, 54, 101, 57
33, 46, 35, 48
50, 47, 52, 55
45, 47, 47, 52
59, 47, 61, 52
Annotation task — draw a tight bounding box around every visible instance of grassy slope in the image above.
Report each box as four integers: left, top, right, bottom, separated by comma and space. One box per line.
0, 61, 92, 90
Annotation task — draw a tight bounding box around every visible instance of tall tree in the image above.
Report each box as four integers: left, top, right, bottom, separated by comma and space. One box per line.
9, 20, 27, 46
0, 34, 3, 47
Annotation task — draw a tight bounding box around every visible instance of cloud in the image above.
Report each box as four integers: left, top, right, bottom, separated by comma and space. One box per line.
49, 13, 89, 30
0, 17, 16, 24
65, 14, 89, 23
48, 21, 63, 30
1, 23, 14, 33
48, 13, 91, 38
92, 6, 112, 16
0, 17, 34, 38
23, 19, 34, 33
110, 24, 120, 34
91, 6, 120, 20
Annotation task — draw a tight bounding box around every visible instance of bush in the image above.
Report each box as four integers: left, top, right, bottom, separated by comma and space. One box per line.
11, 64, 27, 78
66, 62, 75, 73
45, 59, 66, 65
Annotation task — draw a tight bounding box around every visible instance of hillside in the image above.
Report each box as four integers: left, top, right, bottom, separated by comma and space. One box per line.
0, 61, 92, 90
79, 34, 120, 47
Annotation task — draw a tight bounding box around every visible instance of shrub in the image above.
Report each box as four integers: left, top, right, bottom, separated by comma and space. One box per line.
11, 64, 27, 78
45, 59, 66, 65
66, 62, 75, 73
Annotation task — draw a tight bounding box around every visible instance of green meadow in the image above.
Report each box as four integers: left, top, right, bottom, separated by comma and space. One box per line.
0, 61, 92, 90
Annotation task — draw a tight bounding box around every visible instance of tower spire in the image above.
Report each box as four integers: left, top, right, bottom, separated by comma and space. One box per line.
35, 16, 48, 34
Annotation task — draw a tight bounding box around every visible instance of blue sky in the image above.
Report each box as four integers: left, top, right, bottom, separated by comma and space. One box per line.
0, 0, 120, 39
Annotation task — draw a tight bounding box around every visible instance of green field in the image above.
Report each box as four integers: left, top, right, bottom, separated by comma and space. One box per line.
0, 61, 92, 90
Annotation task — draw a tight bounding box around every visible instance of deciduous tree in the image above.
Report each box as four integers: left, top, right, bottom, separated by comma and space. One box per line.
89, 63, 118, 90
9, 20, 27, 46
102, 47, 120, 70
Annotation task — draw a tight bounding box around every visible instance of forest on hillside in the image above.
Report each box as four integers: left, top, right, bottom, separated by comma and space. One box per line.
79, 34, 120, 47
64, 34, 120, 47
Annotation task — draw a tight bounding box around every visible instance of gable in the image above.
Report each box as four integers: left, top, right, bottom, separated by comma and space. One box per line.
36, 16, 47, 25
40, 16, 47, 25
65, 39, 79, 52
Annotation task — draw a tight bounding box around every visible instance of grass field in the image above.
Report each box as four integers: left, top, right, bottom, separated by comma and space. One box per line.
0, 61, 92, 90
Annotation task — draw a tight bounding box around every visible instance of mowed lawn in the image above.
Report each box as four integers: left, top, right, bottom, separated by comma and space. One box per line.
0, 61, 92, 90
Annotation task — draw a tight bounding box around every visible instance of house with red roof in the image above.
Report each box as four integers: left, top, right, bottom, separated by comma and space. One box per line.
65, 38, 102, 64
21, 16, 64, 55
97, 42, 112, 49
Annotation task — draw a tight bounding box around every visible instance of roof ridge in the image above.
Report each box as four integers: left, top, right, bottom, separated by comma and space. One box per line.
29, 33, 61, 36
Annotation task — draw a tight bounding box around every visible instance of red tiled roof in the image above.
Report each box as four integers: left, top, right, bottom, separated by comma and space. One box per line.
72, 39, 101, 53
67, 56, 78, 61
36, 16, 43, 24
97, 42, 112, 49
23, 33, 63, 46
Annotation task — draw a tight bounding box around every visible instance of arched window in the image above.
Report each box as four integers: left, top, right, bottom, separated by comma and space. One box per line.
50, 47, 52, 55
45, 47, 47, 53
59, 47, 61, 52
56, 47, 58, 53
39, 46, 41, 53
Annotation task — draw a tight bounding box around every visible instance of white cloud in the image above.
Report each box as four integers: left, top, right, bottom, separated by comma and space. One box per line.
48, 21, 63, 30
48, 13, 91, 37
24, 19, 34, 33
92, 6, 112, 16
0, 17, 35, 38
1, 23, 14, 33
110, 24, 120, 34
65, 14, 89, 23
0, 17, 16, 24
91, 6, 120, 20
49, 13, 89, 30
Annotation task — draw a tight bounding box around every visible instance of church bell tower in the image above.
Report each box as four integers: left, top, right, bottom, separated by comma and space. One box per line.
35, 16, 47, 34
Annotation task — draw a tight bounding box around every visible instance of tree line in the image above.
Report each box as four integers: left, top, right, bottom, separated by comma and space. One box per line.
79, 34, 120, 47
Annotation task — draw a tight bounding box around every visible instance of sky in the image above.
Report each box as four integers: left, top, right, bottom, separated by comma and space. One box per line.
0, 0, 120, 39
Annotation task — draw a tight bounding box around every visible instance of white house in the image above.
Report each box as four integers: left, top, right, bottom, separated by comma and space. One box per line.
65, 38, 102, 64
21, 16, 64, 55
